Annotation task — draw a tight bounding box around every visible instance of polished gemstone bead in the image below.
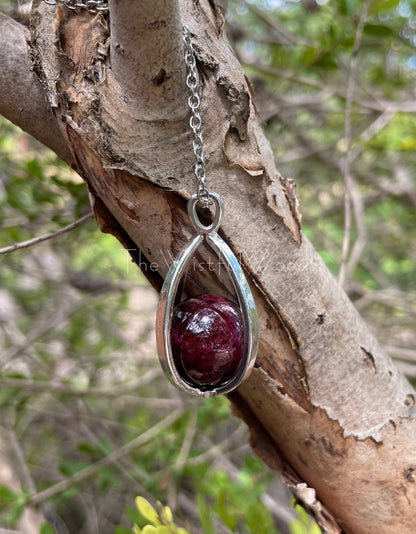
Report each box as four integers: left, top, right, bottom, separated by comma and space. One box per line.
171, 294, 244, 387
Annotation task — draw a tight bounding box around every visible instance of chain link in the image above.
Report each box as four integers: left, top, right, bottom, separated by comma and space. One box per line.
182, 26, 210, 206
42, 0, 109, 14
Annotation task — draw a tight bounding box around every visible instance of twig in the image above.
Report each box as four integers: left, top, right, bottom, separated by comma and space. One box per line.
356, 110, 395, 147
2, 414, 47, 531
246, 61, 398, 113
343, 112, 397, 271
167, 407, 198, 509
155, 420, 249, 496
320, 192, 384, 219
395, 360, 416, 378
185, 422, 248, 467
0, 369, 163, 399
27, 409, 184, 505
241, 0, 310, 47
8, 428, 37, 494
353, 288, 416, 314
77, 492, 99, 534
345, 184, 366, 281
1, 295, 89, 365
8, 430, 66, 531
271, 104, 339, 171
34, 395, 153, 499
0, 289, 117, 365
0, 213, 94, 255
385, 346, 416, 362
70, 398, 151, 521
176, 407, 198, 469
338, 0, 371, 287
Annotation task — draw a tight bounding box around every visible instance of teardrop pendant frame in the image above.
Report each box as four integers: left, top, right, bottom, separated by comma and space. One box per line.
156, 193, 258, 397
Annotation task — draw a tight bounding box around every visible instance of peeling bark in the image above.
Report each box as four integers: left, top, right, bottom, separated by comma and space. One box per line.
0, 1, 416, 532
0, 11, 72, 163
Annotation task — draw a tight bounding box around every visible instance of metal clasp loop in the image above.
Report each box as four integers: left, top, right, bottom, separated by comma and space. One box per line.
187, 192, 223, 235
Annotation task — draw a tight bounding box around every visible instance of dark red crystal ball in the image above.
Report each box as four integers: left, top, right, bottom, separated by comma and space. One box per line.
171, 294, 244, 387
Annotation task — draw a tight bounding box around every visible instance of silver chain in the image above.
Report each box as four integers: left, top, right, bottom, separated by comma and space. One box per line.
182, 27, 210, 206
42, 0, 108, 13
40, 4, 208, 205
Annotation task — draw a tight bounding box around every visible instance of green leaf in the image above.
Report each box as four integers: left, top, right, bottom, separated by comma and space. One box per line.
244, 455, 266, 475
303, 47, 319, 65
363, 24, 394, 38
114, 527, 132, 534
290, 505, 321, 534
135, 497, 160, 525
0, 486, 26, 524
40, 522, 55, 534
155, 527, 172, 534
59, 459, 90, 476
142, 526, 157, 534
124, 505, 145, 526
290, 520, 306, 534
196, 495, 216, 534
246, 503, 274, 534
339, 0, 355, 16
0, 388, 18, 408
369, 0, 400, 14
26, 159, 44, 181
6, 500, 26, 524
310, 522, 323, 534
77, 441, 99, 456
217, 488, 236, 531
0, 485, 18, 510
160, 505, 173, 525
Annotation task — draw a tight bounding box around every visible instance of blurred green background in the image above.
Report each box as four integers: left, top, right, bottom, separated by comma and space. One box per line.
0, 0, 415, 533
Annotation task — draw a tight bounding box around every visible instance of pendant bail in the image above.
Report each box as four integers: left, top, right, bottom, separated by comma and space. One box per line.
187, 192, 223, 235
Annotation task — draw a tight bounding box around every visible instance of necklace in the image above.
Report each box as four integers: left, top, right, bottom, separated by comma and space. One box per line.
156, 28, 258, 397
40, 2, 259, 397
42, 0, 108, 13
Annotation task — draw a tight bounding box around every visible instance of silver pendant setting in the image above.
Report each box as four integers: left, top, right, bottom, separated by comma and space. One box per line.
156, 193, 258, 397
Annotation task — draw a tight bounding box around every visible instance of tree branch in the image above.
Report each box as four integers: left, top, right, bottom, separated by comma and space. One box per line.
0, 213, 93, 255
0, 12, 72, 165
338, 0, 371, 287
2, 1, 414, 531
109, 0, 186, 118
241, 0, 310, 47
28, 409, 184, 505
0, 369, 161, 399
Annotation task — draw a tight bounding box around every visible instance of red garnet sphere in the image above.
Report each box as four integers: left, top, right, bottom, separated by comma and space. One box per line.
171, 294, 244, 388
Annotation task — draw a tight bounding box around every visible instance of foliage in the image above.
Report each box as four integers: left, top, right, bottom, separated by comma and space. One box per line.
0, 0, 415, 533
193, 464, 278, 534
0, 122, 293, 530
116, 495, 319, 534
130, 497, 189, 534
227, 0, 416, 372
289, 506, 322, 534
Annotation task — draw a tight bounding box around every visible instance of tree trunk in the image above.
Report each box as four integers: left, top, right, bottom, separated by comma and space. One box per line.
1, 2, 415, 533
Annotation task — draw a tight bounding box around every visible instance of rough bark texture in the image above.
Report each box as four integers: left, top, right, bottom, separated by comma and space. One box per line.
0, 11, 72, 163
1, 1, 416, 533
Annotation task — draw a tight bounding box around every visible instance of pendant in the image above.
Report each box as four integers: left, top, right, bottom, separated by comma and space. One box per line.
156, 192, 258, 397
